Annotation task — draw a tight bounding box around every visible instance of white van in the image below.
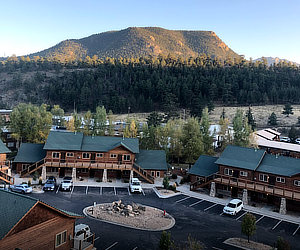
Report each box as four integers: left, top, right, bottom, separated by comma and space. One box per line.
129, 178, 142, 193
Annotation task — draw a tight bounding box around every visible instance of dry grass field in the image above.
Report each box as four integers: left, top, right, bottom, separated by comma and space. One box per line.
113, 105, 300, 129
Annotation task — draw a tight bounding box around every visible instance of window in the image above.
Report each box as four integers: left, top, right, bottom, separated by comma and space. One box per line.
52, 152, 60, 158
22, 164, 29, 171
294, 180, 300, 187
110, 154, 117, 158
259, 174, 268, 182
151, 171, 155, 177
55, 230, 67, 247
123, 154, 131, 161
7, 142, 15, 148
276, 177, 285, 183
66, 152, 74, 157
224, 168, 233, 176
6, 134, 11, 139
81, 168, 88, 173
240, 171, 248, 177
96, 153, 103, 158
82, 153, 90, 159
156, 171, 160, 177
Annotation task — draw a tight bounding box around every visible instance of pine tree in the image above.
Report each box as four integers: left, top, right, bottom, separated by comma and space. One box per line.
268, 112, 278, 126
246, 106, 256, 130
282, 104, 294, 117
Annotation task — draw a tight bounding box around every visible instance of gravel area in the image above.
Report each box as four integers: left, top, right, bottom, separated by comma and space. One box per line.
84, 201, 175, 231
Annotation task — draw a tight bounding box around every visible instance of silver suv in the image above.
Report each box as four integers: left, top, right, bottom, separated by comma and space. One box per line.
60, 176, 73, 191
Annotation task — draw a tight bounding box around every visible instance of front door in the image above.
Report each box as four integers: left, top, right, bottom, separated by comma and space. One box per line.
118, 154, 122, 164
91, 153, 95, 163
269, 176, 276, 185
61, 152, 66, 163
59, 168, 65, 177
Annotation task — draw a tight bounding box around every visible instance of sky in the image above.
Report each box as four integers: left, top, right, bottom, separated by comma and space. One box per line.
1, 0, 300, 63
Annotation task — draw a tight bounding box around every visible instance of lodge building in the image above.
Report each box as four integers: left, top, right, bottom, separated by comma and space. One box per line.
189, 145, 300, 211
14, 131, 168, 183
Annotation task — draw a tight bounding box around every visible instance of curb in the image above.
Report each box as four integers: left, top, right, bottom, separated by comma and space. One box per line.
152, 187, 182, 199
83, 203, 176, 232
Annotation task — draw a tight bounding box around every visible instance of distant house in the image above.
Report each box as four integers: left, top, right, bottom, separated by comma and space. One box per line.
0, 138, 13, 184
0, 189, 83, 249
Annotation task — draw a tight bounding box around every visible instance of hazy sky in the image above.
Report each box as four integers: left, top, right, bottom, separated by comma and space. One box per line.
1, 0, 299, 63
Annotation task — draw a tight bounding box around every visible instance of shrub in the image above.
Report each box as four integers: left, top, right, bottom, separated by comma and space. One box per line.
171, 173, 177, 179
159, 231, 172, 250
163, 176, 170, 189
180, 176, 190, 184
276, 236, 290, 250
168, 185, 176, 192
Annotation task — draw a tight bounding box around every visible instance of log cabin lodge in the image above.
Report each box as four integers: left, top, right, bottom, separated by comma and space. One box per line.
189, 145, 300, 211
13, 131, 168, 184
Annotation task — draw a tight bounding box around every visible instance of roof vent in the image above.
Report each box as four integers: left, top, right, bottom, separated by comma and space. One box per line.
276, 154, 279, 158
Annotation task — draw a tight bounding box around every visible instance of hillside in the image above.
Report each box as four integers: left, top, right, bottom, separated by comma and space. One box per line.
29, 27, 240, 61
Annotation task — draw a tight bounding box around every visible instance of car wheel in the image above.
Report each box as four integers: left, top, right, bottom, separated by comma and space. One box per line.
22, 190, 25, 194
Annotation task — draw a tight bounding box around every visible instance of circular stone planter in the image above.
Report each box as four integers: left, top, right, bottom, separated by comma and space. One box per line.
83, 202, 175, 231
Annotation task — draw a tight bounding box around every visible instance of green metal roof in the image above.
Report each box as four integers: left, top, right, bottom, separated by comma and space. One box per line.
215, 145, 265, 171
135, 150, 168, 170
257, 154, 300, 177
82, 136, 139, 153
0, 190, 82, 240
14, 143, 46, 163
188, 155, 219, 177
44, 131, 83, 151
0, 138, 10, 154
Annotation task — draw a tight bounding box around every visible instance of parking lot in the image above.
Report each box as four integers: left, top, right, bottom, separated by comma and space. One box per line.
170, 194, 300, 237
29, 187, 300, 249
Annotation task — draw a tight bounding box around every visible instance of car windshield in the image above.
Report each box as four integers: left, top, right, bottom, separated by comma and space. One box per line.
227, 203, 236, 208
46, 180, 54, 184
64, 177, 72, 180
63, 180, 71, 183
132, 182, 140, 186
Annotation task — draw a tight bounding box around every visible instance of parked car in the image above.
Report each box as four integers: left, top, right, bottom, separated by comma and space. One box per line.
223, 199, 243, 215
47, 176, 56, 184
60, 176, 73, 191
295, 138, 300, 144
280, 136, 291, 142
74, 224, 92, 240
10, 184, 32, 194
129, 178, 142, 193
43, 179, 56, 191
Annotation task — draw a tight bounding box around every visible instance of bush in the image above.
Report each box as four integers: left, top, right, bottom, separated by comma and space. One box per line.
276, 236, 290, 250
32, 171, 39, 181
163, 176, 170, 189
171, 173, 177, 179
159, 231, 172, 250
168, 185, 176, 192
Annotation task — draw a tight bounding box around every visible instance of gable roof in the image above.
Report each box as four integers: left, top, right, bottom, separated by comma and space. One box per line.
82, 136, 139, 153
135, 150, 167, 170
257, 154, 300, 177
0, 138, 10, 154
256, 129, 277, 140
188, 155, 218, 177
256, 136, 300, 153
44, 131, 83, 151
215, 145, 266, 171
14, 143, 46, 163
0, 190, 82, 240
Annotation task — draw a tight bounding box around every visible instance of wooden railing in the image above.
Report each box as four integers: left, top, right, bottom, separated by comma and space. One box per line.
20, 158, 45, 177
132, 162, 154, 184
213, 174, 300, 201
0, 170, 14, 184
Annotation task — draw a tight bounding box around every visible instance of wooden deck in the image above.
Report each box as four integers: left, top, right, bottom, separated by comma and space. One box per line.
214, 175, 300, 201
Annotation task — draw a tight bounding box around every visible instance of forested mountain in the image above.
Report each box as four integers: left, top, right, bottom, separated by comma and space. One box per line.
29, 27, 240, 61
0, 55, 300, 117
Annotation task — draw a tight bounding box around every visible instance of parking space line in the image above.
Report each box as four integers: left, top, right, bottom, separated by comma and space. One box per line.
128, 187, 131, 195
86, 186, 89, 195
236, 211, 247, 221
175, 196, 190, 203
292, 224, 300, 236
219, 212, 224, 216
141, 189, 145, 196
204, 203, 218, 211
255, 215, 264, 224
100, 187, 102, 195
114, 187, 116, 195
132, 247, 138, 250
272, 220, 282, 230
56, 185, 60, 194
105, 241, 118, 250
189, 199, 203, 207
70, 185, 74, 195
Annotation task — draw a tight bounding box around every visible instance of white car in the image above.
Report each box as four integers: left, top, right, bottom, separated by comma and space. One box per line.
223, 199, 243, 215
60, 177, 73, 191
10, 184, 32, 194
74, 224, 92, 240
129, 178, 142, 193
295, 138, 300, 144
